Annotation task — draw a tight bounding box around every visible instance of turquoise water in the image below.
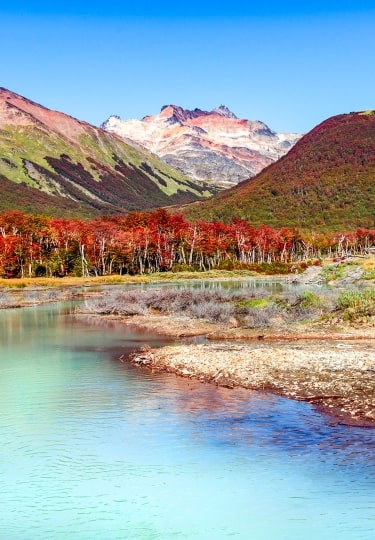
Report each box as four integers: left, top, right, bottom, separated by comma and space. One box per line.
0, 302, 374, 539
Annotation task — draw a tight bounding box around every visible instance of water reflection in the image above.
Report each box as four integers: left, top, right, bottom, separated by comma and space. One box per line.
141, 278, 286, 292
122, 367, 375, 469
1, 298, 375, 540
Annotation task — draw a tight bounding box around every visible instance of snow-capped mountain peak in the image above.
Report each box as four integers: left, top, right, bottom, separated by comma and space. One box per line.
102, 105, 301, 186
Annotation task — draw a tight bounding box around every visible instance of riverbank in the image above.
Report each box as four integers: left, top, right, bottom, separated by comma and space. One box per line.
2, 265, 375, 426
111, 309, 375, 426
131, 324, 375, 427
71, 266, 375, 426
0, 269, 272, 309
0, 269, 267, 290
130, 341, 375, 426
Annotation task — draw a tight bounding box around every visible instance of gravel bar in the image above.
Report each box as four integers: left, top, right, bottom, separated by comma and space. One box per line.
131, 339, 375, 426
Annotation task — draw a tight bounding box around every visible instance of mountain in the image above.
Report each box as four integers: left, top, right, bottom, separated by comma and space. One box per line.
181, 111, 375, 231
0, 88, 216, 218
102, 105, 301, 187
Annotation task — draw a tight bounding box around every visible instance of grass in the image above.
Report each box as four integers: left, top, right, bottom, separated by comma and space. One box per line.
364, 268, 375, 280
337, 288, 375, 310
3, 265, 374, 327
0, 284, 80, 309
315, 287, 375, 322
298, 290, 325, 308
0, 275, 146, 289
340, 292, 375, 321
319, 260, 359, 283
318, 256, 375, 283
79, 133, 202, 197
237, 298, 269, 309
362, 257, 375, 279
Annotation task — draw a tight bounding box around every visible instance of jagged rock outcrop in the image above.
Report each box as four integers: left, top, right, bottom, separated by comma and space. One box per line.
102, 105, 301, 186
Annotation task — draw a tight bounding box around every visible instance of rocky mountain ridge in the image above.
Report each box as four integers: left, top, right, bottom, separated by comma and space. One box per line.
102, 104, 301, 186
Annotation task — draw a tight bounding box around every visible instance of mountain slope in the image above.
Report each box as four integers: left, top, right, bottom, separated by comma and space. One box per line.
102, 105, 301, 186
0, 88, 215, 218
182, 111, 375, 231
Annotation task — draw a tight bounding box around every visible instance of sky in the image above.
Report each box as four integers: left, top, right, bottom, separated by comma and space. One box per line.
1, 1, 375, 133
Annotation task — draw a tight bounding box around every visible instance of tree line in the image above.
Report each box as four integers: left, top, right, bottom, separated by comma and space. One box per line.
0, 209, 374, 278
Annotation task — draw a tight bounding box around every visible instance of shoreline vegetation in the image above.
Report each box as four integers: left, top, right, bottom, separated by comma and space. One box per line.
1, 262, 375, 427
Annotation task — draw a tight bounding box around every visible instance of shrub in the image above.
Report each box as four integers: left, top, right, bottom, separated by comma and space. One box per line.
34, 265, 47, 277
243, 305, 280, 328
188, 300, 234, 322
298, 291, 324, 308
330, 288, 375, 321
364, 268, 375, 280
337, 288, 375, 310
320, 264, 347, 282
258, 262, 293, 275
274, 290, 326, 323
216, 260, 235, 270
82, 294, 148, 316
171, 263, 198, 273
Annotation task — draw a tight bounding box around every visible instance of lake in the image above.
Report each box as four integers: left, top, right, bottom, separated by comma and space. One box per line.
1, 296, 374, 539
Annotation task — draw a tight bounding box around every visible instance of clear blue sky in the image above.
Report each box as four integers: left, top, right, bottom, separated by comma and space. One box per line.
1, 1, 375, 133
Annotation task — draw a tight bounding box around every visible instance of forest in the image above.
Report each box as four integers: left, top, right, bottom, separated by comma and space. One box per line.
0, 209, 375, 278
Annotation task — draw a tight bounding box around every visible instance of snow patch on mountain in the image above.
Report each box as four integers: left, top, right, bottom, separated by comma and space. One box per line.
102, 105, 301, 186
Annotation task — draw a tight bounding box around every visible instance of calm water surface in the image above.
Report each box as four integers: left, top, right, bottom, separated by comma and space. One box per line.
0, 300, 374, 539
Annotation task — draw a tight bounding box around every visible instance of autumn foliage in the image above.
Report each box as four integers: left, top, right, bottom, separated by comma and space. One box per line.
0, 209, 374, 278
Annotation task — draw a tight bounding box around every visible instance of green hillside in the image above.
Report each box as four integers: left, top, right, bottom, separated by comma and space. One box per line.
0, 89, 216, 218
183, 111, 375, 231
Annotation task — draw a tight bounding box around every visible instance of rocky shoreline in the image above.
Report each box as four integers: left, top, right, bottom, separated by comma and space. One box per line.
122, 313, 375, 427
